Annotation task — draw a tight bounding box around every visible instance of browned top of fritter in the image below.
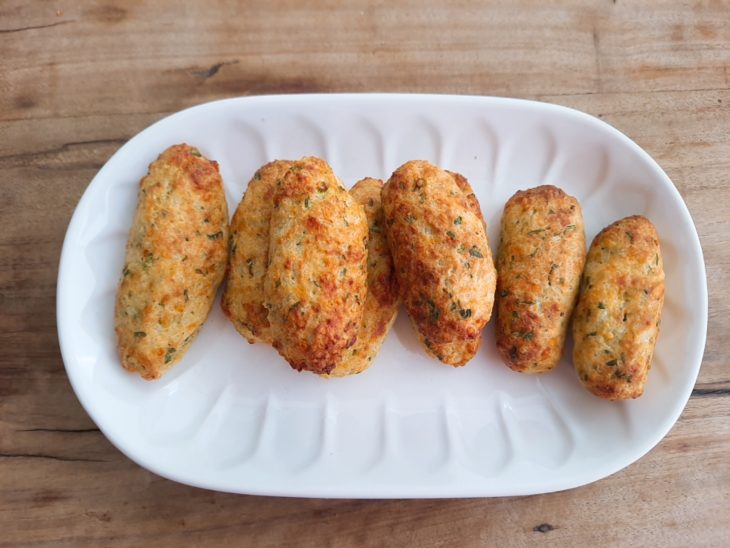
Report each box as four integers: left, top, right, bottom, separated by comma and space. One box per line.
327, 177, 399, 377
221, 160, 292, 343
572, 215, 665, 400
448, 171, 486, 226
495, 185, 586, 372
264, 157, 368, 375
382, 160, 496, 366
115, 144, 229, 380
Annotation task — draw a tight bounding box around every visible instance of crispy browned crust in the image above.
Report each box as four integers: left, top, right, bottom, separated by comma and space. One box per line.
382, 160, 496, 366
114, 144, 229, 380
221, 160, 293, 344
326, 178, 400, 377
572, 215, 665, 400
264, 157, 368, 375
448, 171, 486, 226
495, 185, 586, 373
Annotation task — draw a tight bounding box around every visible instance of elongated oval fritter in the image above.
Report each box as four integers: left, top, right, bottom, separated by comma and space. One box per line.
495, 185, 586, 373
326, 178, 399, 377
115, 144, 229, 380
264, 157, 368, 375
382, 160, 496, 366
221, 160, 292, 344
572, 215, 665, 400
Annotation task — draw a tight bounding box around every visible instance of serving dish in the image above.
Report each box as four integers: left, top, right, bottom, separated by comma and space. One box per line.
57, 94, 707, 498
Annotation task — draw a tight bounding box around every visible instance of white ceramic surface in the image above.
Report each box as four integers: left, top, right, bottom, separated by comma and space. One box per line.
57, 94, 707, 498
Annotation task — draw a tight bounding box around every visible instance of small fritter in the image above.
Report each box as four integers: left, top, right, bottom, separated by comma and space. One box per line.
495, 185, 586, 373
326, 178, 399, 377
221, 160, 293, 344
115, 144, 229, 380
572, 215, 665, 400
264, 157, 368, 375
382, 160, 496, 366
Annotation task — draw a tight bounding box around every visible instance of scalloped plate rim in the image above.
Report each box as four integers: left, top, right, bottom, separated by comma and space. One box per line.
56, 93, 708, 498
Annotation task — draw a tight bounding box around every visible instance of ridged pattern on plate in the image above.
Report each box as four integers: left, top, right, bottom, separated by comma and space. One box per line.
57, 95, 706, 497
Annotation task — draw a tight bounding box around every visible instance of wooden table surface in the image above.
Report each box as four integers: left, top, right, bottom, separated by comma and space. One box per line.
2, 1, 728, 545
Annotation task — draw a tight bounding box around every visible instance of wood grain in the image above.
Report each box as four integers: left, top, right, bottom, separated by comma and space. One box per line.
1, 0, 729, 546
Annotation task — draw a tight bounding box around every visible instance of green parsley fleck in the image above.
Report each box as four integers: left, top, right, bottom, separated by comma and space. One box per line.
468, 246, 483, 258
426, 299, 440, 322
142, 255, 154, 271
164, 347, 176, 364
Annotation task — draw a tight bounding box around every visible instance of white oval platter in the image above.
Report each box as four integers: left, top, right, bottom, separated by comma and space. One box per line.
57, 94, 707, 498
